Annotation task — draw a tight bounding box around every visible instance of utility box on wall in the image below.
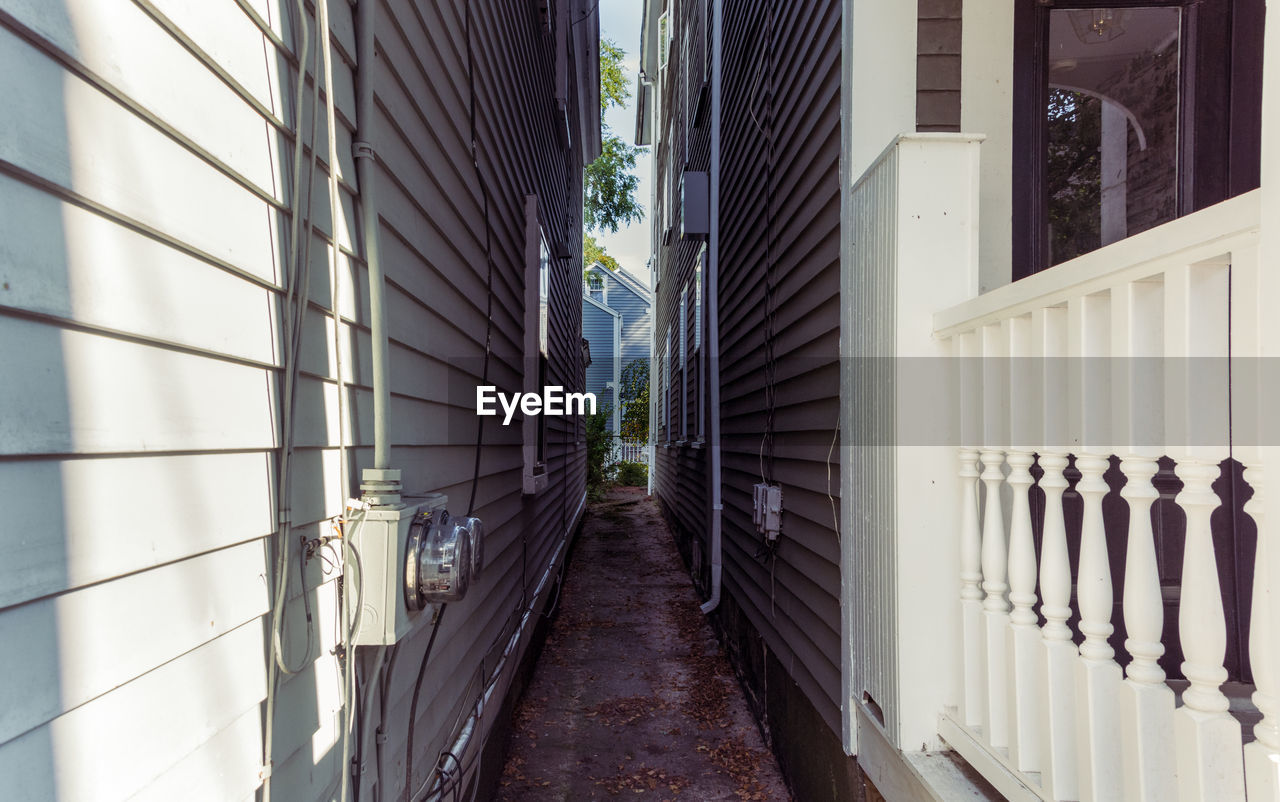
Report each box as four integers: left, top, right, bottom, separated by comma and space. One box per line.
681, 170, 709, 239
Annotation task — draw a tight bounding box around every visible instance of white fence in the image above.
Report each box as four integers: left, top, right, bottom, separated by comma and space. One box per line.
612, 439, 648, 465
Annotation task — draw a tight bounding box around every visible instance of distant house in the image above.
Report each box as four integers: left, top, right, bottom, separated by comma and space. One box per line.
581, 262, 652, 436
640, 0, 1277, 801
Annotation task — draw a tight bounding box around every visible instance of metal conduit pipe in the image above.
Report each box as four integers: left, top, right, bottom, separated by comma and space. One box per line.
354, 0, 392, 472
701, 0, 724, 615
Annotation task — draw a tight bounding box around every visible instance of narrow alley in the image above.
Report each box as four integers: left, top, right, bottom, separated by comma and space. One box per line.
496, 489, 791, 801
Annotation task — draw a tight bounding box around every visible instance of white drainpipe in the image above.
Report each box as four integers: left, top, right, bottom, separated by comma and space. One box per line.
700, 0, 723, 615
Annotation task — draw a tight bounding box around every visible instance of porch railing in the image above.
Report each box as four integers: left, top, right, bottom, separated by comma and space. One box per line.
613, 438, 648, 465
932, 190, 1279, 801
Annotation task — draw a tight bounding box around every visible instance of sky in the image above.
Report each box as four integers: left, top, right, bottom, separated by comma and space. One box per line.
596, 0, 653, 285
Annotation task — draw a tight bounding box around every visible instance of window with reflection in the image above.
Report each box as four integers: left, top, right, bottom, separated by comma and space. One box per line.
1013, 0, 1263, 277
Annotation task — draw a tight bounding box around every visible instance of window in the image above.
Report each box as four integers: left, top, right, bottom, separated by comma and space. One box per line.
694, 247, 704, 441
664, 326, 673, 440
659, 11, 670, 70
523, 195, 551, 494
679, 286, 688, 440
586, 270, 605, 303
1013, 0, 1263, 276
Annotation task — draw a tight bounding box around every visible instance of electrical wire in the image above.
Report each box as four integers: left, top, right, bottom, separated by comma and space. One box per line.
464, 0, 497, 519
272, 0, 327, 679
263, 3, 321, 797
405, 604, 449, 791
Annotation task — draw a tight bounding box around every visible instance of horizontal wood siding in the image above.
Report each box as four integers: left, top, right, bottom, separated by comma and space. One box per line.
652, 0, 844, 738
918, 0, 962, 131
583, 299, 618, 406
0, 0, 588, 799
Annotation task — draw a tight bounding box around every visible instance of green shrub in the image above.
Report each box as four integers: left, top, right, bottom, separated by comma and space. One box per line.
585, 405, 615, 500
615, 461, 647, 487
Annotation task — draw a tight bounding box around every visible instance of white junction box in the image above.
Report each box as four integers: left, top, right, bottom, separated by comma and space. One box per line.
348, 493, 447, 646
751, 483, 783, 541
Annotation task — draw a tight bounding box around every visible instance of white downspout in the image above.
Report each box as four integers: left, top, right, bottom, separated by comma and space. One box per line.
700, 0, 723, 615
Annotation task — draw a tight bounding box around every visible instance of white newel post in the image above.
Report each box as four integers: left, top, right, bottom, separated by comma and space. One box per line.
980, 449, 1010, 747
1117, 455, 1176, 801
960, 447, 986, 729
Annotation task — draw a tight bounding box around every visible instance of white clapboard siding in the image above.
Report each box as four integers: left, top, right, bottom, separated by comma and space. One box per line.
2, 0, 279, 195
126, 705, 265, 802
0, 0, 586, 799
0, 453, 275, 608
0, 174, 279, 365
0, 619, 268, 801
0, 541, 270, 746
0, 26, 283, 285
0, 318, 277, 455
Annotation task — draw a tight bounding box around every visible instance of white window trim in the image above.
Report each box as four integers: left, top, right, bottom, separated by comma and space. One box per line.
522, 195, 549, 495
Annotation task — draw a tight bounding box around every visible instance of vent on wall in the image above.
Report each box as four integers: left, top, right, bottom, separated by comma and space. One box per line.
681, 170, 709, 239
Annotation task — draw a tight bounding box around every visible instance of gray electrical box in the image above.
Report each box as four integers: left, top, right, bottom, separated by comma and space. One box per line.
681, 170, 709, 239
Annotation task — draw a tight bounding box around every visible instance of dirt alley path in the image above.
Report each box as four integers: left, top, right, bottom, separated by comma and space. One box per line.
495, 487, 792, 801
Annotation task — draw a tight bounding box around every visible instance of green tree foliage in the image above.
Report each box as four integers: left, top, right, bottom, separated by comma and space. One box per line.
584, 233, 621, 272
619, 358, 649, 443
585, 39, 646, 233
1046, 89, 1102, 264
599, 38, 629, 112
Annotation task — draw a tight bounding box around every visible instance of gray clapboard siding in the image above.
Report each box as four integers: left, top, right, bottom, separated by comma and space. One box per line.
0, 0, 591, 799
650, 0, 845, 738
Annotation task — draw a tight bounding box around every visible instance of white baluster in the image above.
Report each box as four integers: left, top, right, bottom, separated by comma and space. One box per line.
980, 449, 1010, 747
1118, 455, 1176, 801
960, 448, 986, 728
1173, 458, 1245, 801
1244, 461, 1280, 802
1039, 452, 1079, 801
1073, 452, 1122, 801
1005, 449, 1041, 771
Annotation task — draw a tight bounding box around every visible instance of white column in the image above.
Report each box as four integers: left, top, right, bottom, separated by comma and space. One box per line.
960, 448, 986, 729
1174, 459, 1245, 802
980, 449, 1010, 747
1118, 455, 1176, 802
1099, 99, 1128, 247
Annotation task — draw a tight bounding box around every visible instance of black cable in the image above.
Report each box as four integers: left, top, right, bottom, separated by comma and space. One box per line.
464, 0, 496, 519
570, 0, 599, 28
404, 604, 448, 793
